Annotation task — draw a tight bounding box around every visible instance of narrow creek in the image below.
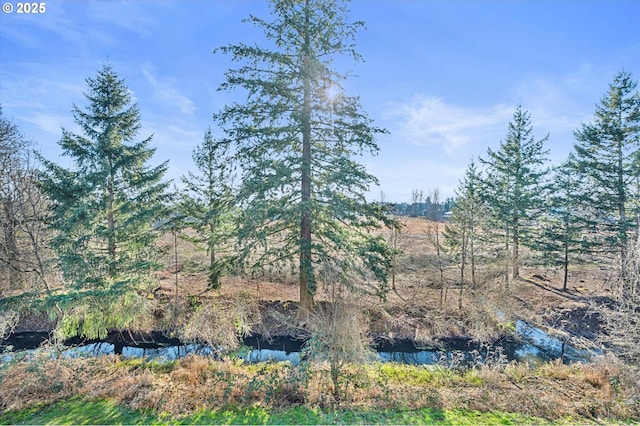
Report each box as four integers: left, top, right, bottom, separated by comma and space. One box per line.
1, 318, 596, 367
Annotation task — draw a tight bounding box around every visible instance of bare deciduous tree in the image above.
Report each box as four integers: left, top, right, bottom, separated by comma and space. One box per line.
595, 229, 640, 362
0, 108, 53, 294
426, 188, 448, 307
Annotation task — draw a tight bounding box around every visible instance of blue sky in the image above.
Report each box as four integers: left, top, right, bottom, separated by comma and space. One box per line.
1, 0, 639, 202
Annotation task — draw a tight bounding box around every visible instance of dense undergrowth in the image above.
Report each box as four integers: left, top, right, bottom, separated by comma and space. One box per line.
0, 350, 638, 424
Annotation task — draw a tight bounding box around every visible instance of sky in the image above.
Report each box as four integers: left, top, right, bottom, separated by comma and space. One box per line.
1, 0, 639, 203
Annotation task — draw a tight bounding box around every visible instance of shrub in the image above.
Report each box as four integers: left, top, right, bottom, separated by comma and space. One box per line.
180, 293, 261, 356
302, 299, 375, 404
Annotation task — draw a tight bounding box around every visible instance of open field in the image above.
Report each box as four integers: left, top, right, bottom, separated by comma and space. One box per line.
7, 216, 613, 344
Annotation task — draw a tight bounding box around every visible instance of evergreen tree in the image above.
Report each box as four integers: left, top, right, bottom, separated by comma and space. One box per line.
38, 65, 170, 338
480, 106, 549, 282
573, 71, 640, 277
536, 156, 590, 290
215, 0, 393, 313
443, 197, 454, 213
181, 127, 236, 290
633, 148, 640, 228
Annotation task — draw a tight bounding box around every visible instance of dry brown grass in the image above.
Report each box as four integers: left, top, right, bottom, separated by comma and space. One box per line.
0, 351, 94, 411
11, 215, 621, 347
2, 351, 638, 421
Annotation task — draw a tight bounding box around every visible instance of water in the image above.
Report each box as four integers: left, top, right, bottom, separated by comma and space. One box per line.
514, 320, 596, 363
1, 321, 596, 366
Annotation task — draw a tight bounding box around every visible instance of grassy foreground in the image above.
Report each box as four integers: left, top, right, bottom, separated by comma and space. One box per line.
1, 353, 638, 425
0, 398, 560, 425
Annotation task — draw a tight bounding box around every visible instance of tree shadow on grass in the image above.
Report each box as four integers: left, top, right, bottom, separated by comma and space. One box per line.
0, 397, 547, 425
188, 406, 450, 425
520, 277, 587, 301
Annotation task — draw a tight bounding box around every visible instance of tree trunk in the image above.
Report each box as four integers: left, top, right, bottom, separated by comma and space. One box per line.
2, 198, 21, 289
617, 135, 627, 281
435, 222, 446, 307
459, 225, 466, 310
512, 223, 519, 280
504, 224, 510, 288
299, 0, 314, 316
208, 223, 220, 290
173, 227, 179, 298
107, 171, 116, 278
563, 241, 569, 291
470, 223, 476, 287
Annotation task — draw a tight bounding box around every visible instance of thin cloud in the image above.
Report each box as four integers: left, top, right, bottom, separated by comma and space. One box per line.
19, 112, 78, 137
142, 69, 196, 116
386, 97, 513, 155
508, 70, 613, 162
1, 3, 115, 50
86, 1, 155, 38
144, 121, 200, 155
1, 70, 85, 137
513, 74, 596, 133
142, 122, 202, 184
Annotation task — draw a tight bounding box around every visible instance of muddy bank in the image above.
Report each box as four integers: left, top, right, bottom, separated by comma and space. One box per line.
7, 297, 605, 354
1, 329, 480, 355
7, 299, 502, 350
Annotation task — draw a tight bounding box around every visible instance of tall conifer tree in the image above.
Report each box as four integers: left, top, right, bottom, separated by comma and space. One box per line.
215, 0, 393, 313
573, 71, 640, 277
38, 65, 169, 338
480, 106, 549, 282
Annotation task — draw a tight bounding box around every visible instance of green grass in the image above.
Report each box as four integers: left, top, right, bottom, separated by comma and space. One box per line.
0, 397, 557, 425
376, 362, 464, 387
0, 398, 158, 425
113, 357, 178, 374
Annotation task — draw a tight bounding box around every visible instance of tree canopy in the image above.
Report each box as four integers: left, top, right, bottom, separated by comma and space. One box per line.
37, 65, 170, 338
480, 106, 549, 281
180, 127, 236, 290
215, 0, 394, 312
573, 71, 640, 275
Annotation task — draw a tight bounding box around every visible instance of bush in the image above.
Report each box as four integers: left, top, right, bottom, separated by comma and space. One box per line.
302, 299, 375, 404
180, 293, 261, 356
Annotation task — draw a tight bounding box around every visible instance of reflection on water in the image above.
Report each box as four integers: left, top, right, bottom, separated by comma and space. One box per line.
246, 349, 300, 364
515, 320, 596, 363
60, 342, 220, 360
379, 350, 440, 365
